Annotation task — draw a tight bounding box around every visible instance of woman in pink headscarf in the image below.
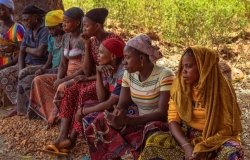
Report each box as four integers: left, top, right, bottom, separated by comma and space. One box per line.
83, 34, 175, 160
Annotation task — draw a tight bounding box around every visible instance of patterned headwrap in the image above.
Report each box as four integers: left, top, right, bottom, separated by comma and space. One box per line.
85, 8, 108, 24
126, 34, 162, 63
0, 0, 14, 10
45, 10, 64, 27
102, 38, 125, 58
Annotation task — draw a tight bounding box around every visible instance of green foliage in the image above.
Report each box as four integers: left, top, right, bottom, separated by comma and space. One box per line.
63, 0, 249, 46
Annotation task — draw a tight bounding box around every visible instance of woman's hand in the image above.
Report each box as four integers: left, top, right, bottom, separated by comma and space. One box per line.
104, 109, 126, 129
96, 65, 114, 77
18, 70, 28, 80
189, 152, 206, 160
53, 79, 65, 89
75, 107, 85, 123
112, 106, 125, 116
74, 75, 88, 83
35, 68, 45, 76
81, 33, 91, 45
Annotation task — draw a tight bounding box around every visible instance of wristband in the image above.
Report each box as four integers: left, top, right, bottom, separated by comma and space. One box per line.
181, 142, 191, 147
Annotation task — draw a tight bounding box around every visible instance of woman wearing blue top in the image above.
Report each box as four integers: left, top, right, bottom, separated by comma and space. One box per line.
17, 10, 65, 116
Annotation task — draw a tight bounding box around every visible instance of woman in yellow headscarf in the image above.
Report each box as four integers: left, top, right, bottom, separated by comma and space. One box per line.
139, 46, 243, 160
15, 9, 65, 116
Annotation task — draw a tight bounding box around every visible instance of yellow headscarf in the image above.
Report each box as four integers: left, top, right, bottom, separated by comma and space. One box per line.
45, 10, 64, 27
171, 46, 242, 153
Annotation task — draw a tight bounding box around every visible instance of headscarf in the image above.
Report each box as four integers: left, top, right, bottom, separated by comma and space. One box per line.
22, 5, 46, 16
85, 8, 108, 24
102, 38, 125, 58
171, 46, 242, 153
0, 0, 14, 10
126, 34, 162, 63
64, 7, 84, 20
45, 10, 63, 27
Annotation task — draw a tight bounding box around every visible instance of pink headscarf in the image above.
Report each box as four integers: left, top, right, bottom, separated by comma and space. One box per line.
126, 34, 163, 63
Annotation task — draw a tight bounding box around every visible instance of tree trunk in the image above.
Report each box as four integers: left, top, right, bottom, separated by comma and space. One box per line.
13, 0, 64, 21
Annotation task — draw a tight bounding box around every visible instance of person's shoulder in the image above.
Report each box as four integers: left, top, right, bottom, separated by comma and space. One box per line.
122, 70, 131, 78
117, 65, 125, 77
63, 33, 70, 39
37, 26, 49, 36
48, 35, 54, 41
76, 34, 84, 43
41, 26, 48, 32
15, 23, 25, 30
155, 65, 175, 77
62, 33, 70, 42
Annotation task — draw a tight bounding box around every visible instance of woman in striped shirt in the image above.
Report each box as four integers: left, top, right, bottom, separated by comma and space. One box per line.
84, 34, 175, 159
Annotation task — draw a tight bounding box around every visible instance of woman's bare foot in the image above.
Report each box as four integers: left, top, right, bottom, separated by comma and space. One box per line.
17, 112, 26, 116
53, 138, 72, 150
4, 108, 17, 118
45, 123, 53, 130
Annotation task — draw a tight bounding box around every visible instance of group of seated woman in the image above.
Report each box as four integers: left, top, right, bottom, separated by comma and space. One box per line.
0, 0, 244, 159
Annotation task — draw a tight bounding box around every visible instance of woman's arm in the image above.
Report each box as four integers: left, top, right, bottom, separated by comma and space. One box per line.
18, 46, 26, 70
85, 96, 119, 115
169, 121, 192, 147
104, 86, 132, 129
35, 53, 53, 75
169, 121, 194, 159
96, 70, 109, 102
125, 91, 169, 126
75, 92, 119, 123
41, 53, 52, 70
82, 40, 95, 76
61, 69, 85, 82
116, 87, 133, 111
25, 45, 48, 57
57, 54, 68, 79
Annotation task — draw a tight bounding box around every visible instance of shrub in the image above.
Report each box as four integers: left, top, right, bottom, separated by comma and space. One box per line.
63, 0, 249, 46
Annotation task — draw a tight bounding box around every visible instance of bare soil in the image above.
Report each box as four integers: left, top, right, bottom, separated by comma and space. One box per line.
0, 30, 249, 160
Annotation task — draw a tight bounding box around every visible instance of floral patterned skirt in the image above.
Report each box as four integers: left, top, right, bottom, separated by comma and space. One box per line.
84, 111, 168, 160
139, 124, 244, 160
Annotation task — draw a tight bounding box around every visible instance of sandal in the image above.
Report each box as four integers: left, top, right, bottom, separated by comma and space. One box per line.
42, 144, 69, 156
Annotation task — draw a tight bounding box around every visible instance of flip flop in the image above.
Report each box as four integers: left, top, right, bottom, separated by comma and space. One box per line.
81, 155, 90, 160
42, 144, 69, 156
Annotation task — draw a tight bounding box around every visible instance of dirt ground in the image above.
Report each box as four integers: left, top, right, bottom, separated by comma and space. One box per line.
0, 33, 249, 160
0, 111, 89, 160
0, 79, 249, 160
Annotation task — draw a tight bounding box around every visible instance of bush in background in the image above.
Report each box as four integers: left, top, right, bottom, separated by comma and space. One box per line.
63, 0, 249, 46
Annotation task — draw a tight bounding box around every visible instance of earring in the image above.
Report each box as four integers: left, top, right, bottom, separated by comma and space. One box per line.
141, 60, 144, 67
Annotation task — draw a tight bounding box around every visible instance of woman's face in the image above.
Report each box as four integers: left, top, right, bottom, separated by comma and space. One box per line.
123, 46, 141, 73
47, 25, 62, 37
181, 53, 199, 85
22, 14, 37, 30
0, 4, 11, 19
62, 15, 79, 33
97, 44, 113, 65
82, 17, 98, 37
